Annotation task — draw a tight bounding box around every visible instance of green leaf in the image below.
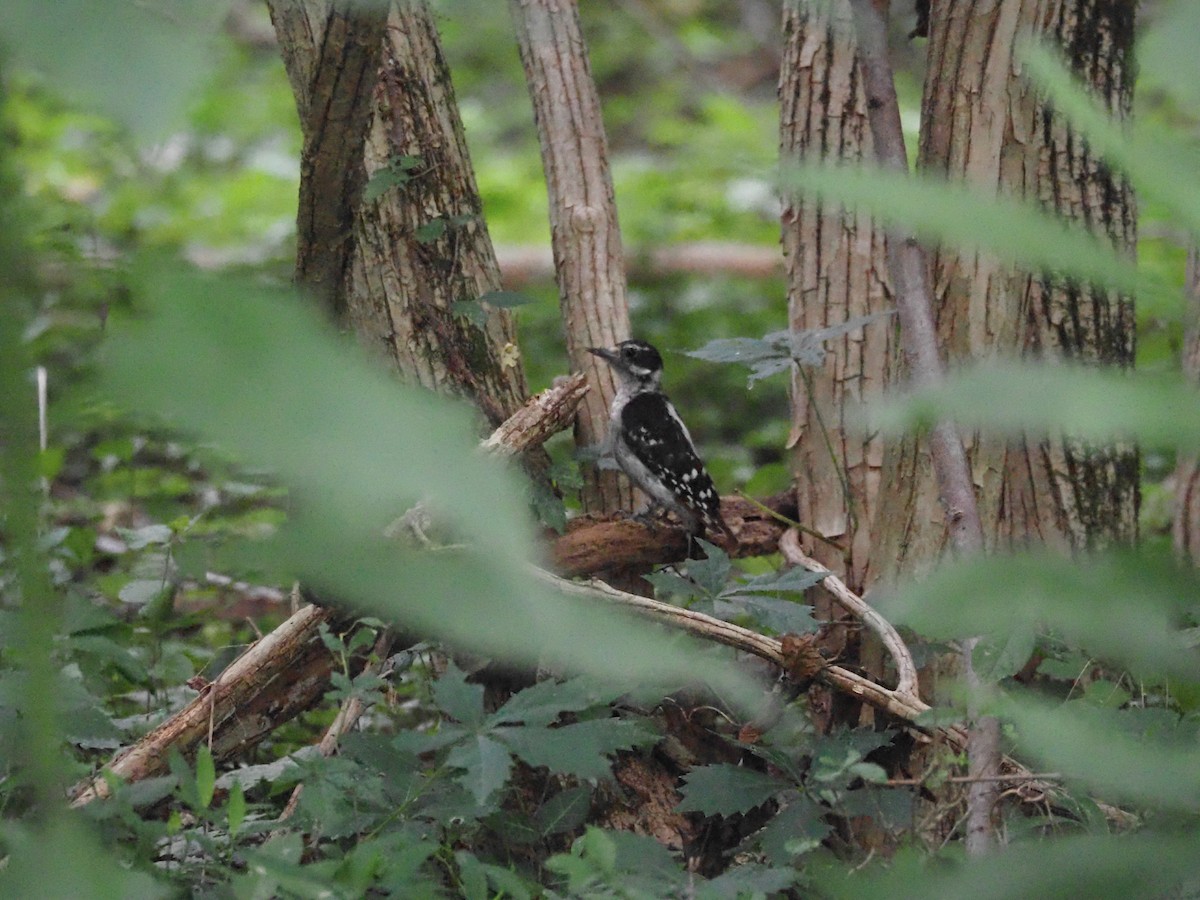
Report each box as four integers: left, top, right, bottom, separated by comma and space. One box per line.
415, 218, 447, 243
815, 831, 1200, 900
686, 313, 895, 386
972, 623, 1038, 683
1000, 692, 1200, 814
879, 550, 1200, 682
98, 264, 758, 700
676, 763, 787, 816
363, 168, 408, 203
536, 786, 592, 836
449, 299, 489, 328
489, 676, 615, 728
454, 851, 488, 900
117, 579, 168, 607
119, 523, 174, 549
5, 0, 232, 138
1021, 42, 1200, 242
195, 745, 215, 810
480, 290, 536, 309
226, 780, 246, 836
499, 718, 657, 780
869, 360, 1200, 451
446, 735, 513, 807
779, 162, 1168, 307
756, 795, 831, 865
715, 595, 818, 635
433, 663, 485, 727
479, 863, 534, 900
697, 864, 796, 900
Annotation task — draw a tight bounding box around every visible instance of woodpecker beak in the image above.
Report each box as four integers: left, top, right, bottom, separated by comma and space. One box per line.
587, 346, 618, 364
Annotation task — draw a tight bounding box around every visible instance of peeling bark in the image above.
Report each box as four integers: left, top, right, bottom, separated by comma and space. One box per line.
779, 0, 893, 598
869, 0, 1139, 582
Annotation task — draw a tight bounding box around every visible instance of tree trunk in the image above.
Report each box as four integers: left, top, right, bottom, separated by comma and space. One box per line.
1174, 247, 1200, 561
510, 0, 634, 514
780, 0, 893, 601
269, 0, 530, 427
868, 0, 1138, 582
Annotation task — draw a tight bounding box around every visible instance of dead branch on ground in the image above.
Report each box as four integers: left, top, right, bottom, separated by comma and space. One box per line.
70, 376, 589, 806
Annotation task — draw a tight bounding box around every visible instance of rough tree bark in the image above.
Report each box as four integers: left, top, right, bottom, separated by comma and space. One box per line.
779, 0, 894, 599
868, 0, 1139, 583
510, 0, 634, 513
269, 0, 529, 426
1174, 246, 1200, 561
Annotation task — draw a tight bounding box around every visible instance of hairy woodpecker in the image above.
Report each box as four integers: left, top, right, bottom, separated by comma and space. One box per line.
588, 339, 730, 539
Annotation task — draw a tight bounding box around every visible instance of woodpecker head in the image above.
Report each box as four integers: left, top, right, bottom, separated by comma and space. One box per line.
588, 339, 664, 391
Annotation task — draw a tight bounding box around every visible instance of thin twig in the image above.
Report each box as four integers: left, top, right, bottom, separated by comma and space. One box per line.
734, 489, 845, 552
779, 529, 920, 701
884, 772, 1063, 787
847, 0, 996, 855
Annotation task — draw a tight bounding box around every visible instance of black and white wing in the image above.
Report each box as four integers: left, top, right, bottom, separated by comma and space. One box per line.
616, 392, 727, 535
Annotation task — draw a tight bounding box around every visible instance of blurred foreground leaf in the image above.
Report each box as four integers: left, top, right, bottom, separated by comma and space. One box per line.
867, 360, 1200, 451
4, 0, 233, 138
98, 264, 757, 699
878, 550, 1200, 683
779, 163, 1172, 312
1000, 693, 1200, 814
818, 831, 1200, 900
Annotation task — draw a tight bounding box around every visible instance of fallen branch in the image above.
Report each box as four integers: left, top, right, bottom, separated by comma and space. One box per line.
779, 528, 919, 701
71, 376, 590, 806
549, 491, 797, 577
539, 543, 1073, 808
71, 603, 334, 806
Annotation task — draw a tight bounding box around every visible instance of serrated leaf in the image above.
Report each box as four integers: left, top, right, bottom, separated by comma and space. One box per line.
363, 167, 410, 203
677, 763, 787, 816
973, 624, 1038, 683
714, 595, 818, 635
730, 565, 826, 597
879, 550, 1200, 682
536, 786, 592, 836
195, 745, 215, 810
433, 664, 485, 726
446, 735, 513, 807
840, 785, 914, 831
499, 719, 656, 780
489, 676, 614, 728
455, 851, 488, 900
697, 863, 796, 900
480, 290, 535, 309
756, 795, 831, 865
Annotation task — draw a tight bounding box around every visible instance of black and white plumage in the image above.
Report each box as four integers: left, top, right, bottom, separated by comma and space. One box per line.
588, 339, 730, 538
